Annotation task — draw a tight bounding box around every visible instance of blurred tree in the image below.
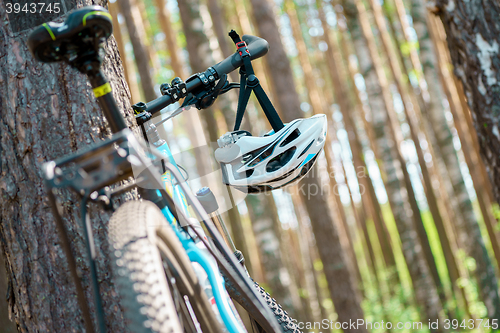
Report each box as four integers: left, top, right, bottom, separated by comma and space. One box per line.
366, 0, 451, 311
248, 0, 367, 328
315, 1, 396, 282
118, 0, 157, 101
177, 0, 263, 284
246, 194, 301, 319
109, 1, 142, 102
341, 0, 445, 326
0, 0, 135, 331
154, 0, 217, 193
284, 0, 361, 287
386, 0, 469, 313
204, 0, 302, 314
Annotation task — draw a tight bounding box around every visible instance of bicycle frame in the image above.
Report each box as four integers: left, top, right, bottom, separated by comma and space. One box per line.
32, 13, 282, 331
43, 124, 281, 333
152, 128, 246, 333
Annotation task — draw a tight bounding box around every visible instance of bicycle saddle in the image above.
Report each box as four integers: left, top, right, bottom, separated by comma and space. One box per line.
28, 6, 112, 63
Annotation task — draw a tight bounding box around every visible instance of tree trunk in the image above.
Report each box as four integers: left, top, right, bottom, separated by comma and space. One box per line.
0, 1, 136, 331
317, 2, 397, 278
365, 0, 451, 311
177, 0, 260, 280
248, 0, 367, 328
429, 3, 500, 317
407, 0, 476, 316
118, 0, 156, 102
0, 252, 16, 332
154, 0, 216, 189
386, 1, 463, 301
435, 0, 500, 211
341, 0, 445, 326
246, 194, 299, 320
285, 0, 362, 287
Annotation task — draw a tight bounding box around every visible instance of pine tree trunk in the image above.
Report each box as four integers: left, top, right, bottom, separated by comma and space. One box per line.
341, 0, 445, 326
118, 0, 156, 101
246, 194, 299, 320
435, 0, 500, 210
154, 0, 216, 188
0, 1, 135, 331
317, 2, 397, 277
248, 0, 367, 328
410, 0, 479, 315
285, 0, 362, 286
0, 252, 16, 332
365, 0, 451, 311
428, 3, 500, 317
378, 0, 463, 313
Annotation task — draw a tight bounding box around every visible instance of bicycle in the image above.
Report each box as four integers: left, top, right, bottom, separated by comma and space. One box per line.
27, 5, 325, 333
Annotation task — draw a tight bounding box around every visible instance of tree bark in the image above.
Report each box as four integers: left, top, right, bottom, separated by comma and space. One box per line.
435, 0, 500, 209
0, 0, 136, 331
248, 0, 367, 328
0, 252, 16, 332
429, 3, 500, 317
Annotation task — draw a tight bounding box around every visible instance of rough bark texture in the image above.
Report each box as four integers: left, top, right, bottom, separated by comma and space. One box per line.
433, 0, 500, 318
342, 0, 444, 326
0, 0, 136, 331
435, 0, 500, 206
248, 0, 367, 328
0, 252, 16, 332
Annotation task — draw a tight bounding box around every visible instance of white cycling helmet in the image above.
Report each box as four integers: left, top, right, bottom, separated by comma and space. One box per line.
215, 114, 327, 193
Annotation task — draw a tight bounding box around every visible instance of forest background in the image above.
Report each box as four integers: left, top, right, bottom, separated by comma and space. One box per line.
1, 0, 500, 332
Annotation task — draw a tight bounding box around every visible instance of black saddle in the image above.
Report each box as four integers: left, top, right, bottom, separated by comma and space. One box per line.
27, 6, 112, 64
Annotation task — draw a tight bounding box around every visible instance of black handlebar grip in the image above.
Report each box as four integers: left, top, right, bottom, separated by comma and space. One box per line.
212, 35, 269, 76
144, 94, 173, 115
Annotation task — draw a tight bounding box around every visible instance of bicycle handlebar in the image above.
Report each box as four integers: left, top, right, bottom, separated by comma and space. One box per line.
212, 35, 269, 76
143, 35, 269, 115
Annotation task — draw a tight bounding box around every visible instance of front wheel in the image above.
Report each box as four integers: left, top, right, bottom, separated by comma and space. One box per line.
107, 200, 221, 333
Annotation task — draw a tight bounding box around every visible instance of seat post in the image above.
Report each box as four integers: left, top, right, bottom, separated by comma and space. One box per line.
86, 66, 128, 133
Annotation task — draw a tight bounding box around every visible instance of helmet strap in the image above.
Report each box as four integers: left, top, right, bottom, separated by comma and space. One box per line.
229, 31, 284, 133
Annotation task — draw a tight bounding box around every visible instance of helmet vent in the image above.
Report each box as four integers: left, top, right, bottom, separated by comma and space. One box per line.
235, 168, 254, 180
247, 141, 278, 167
299, 154, 318, 176
266, 147, 296, 172
280, 129, 301, 147
298, 140, 315, 158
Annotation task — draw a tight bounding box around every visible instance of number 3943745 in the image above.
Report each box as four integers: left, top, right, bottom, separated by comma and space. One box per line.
6, 2, 61, 14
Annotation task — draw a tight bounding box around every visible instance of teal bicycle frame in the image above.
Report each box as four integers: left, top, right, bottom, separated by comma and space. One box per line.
152, 138, 246, 333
